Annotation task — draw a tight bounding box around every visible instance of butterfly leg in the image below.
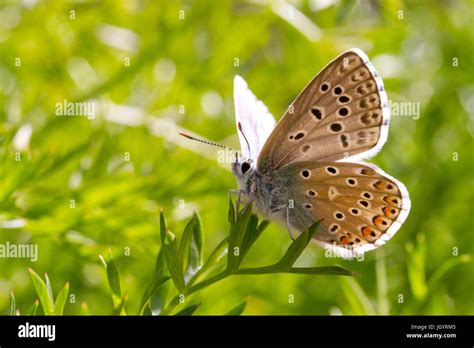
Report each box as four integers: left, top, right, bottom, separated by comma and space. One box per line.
228, 189, 250, 212
286, 205, 296, 241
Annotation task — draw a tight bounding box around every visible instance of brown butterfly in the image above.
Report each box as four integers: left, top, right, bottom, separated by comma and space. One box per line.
185, 49, 411, 257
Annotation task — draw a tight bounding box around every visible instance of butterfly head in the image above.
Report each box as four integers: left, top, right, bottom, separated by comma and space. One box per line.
231, 155, 253, 177
231, 155, 256, 193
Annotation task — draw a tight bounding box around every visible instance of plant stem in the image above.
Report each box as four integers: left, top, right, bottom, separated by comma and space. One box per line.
233, 265, 281, 274
235, 265, 355, 275
160, 264, 354, 314
187, 270, 231, 294
161, 270, 230, 315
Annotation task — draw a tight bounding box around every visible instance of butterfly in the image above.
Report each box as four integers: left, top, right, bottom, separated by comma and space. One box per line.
183, 49, 410, 257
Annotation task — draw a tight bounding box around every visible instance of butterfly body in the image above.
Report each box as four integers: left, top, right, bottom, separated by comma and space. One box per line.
232, 162, 294, 227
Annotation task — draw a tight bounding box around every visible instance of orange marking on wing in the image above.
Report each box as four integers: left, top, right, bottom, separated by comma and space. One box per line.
373, 215, 390, 229
383, 195, 401, 208
340, 236, 350, 245
373, 181, 387, 190
362, 226, 373, 237
383, 207, 398, 218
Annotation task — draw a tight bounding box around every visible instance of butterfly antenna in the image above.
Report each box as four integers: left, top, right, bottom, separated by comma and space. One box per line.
178, 132, 237, 153
237, 122, 251, 158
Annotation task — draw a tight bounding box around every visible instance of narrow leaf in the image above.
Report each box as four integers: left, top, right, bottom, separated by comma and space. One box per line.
427, 254, 472, 289
10, 290, 15, 316
142, 305, 152, 316
228, 196, 235, 224
239, 216, 268, 261
406, 237, 428, 300
98, 254, 107, 268
187, 237, 228, 288
185, 212, 204, 280
26, 300, 39, 316
174, 303, 201, 316
239, 215, 258, 258
106, 251, 122, 298
150, 250, 170, 315
277, 220, 321, 268
160, 209, 166, 244
80, 302, 90, 315
137, 274, 171, 315
163, 230, 185, 292
54, 282, 70, 315
178, 217, 194, 267
224, 300, 247, 315
28, 268, 55, 315
112, 294, 128, 315
44, 273, 54, 306
227, 203, 253, 271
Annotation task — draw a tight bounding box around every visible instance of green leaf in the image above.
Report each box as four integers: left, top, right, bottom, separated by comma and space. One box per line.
406, 235, 428, 301
427, 254, 472, 289
28, 268, 55, 315
137, 274, 171, 315
106, 251, 122, 299
54, 282, 70, 315
10, 290, 15, 316
224, 300, 247, 315
26, 300, 39, 316
142, 305, 152, 316
186, 237, 228, 288
159, 210, 185, 292
160, 209, 166, 244
98, 254, 107, 268
80, 302, 90, 315
150, 250, 170, 315
277, 220, 321, 268
228, 196, 235, 224
185, 212, 204, 281
252, 220, 270, 245
375, 249, 389, 315
238, 214, 258, 258
178, 217, 193, 266
44, 273, 54, 305
163, 230, 185, 293
112, 294, 128, 315
239, 217, 269, 262
174, 303, 201, 316
227, 203, 253, 271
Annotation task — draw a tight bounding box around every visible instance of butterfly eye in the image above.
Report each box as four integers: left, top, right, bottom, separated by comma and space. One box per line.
241, 162, 251, 174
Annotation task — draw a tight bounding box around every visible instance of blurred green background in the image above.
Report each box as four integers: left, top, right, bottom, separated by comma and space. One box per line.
0, 0, 473, 315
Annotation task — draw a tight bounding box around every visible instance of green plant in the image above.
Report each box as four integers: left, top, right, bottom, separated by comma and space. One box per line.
93, 198, 355, 315
337, 236, 472, 315
141, 198, 354, 315
9, 269, 68, 316
10, 200, 471, 316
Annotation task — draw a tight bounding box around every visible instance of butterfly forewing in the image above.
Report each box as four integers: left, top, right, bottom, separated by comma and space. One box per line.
279, 161, 410, 253
257, 49, 389, 172
234, 75, 276, 166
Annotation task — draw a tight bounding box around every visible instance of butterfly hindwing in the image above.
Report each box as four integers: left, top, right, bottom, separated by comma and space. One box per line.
257, 49, 390, 172
276, 161, 410, 254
